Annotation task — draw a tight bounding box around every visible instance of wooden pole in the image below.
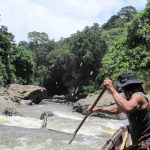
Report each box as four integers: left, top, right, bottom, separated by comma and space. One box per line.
68, 86, 106, 144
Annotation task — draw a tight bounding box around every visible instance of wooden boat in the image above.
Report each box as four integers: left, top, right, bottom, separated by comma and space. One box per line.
101, 126, 132, 150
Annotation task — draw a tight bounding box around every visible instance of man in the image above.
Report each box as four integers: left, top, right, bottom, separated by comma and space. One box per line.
87, 70, 150, 149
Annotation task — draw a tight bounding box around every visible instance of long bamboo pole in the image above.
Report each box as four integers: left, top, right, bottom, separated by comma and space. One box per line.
68, 86, 106, 144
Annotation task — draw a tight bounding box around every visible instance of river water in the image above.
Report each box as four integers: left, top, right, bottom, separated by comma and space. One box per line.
0, 102, 126, 150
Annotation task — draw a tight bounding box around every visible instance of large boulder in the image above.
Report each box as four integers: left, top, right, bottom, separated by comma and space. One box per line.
7, 84, 47, 104
0, 95, 18, 116
72, 103, 88, 115
0, 87, 17, 115
2, 106, 19, 116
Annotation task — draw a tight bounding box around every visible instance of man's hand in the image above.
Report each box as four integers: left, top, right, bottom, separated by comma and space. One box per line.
104, 78, 116, 94
87, 105, 99, 114
86, 105, 93, 114
104, 78, 113, 88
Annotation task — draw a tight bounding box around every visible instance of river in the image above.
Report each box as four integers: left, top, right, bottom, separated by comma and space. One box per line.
0, 102, 126, 150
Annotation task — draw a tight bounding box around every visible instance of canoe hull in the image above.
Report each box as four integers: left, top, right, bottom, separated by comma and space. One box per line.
101, 126, 132, 150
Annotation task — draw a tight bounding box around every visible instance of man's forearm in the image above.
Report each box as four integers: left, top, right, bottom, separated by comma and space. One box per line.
96, 105, 121, 115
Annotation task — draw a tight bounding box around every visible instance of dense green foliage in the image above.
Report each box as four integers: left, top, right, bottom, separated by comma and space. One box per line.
101, 1, 150, 82
0, 26, 35, 85
0, 1, 149, 95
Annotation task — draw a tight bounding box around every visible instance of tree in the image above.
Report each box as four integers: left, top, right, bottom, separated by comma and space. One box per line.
0, 26, 35, 85
11, 46, 35, 84
126, 1, 150, 80
101, 2, 150, 82
27, 31, 56, 85
103, 6, 137, 29
102, 15, 120, 29
117, 6, 137, 21
45, 38, 70, 94
28, 31, 49, 44
67, 24, 107, 93
0, 25, 15, 84
100, 38, 129, 80
27, 31, 55, 65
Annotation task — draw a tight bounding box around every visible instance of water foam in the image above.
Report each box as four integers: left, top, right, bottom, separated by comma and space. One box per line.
0, 115, 42, 128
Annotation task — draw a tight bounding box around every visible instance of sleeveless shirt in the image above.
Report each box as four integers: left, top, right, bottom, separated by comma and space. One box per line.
127, 92, 150, 144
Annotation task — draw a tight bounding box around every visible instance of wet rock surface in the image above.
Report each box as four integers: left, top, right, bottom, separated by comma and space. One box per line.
7, 84, 47, 104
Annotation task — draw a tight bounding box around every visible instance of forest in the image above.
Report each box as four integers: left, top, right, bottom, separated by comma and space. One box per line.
0, 0, 150, 96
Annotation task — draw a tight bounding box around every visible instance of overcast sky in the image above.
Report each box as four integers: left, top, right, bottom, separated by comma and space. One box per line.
0, 0, 147, 43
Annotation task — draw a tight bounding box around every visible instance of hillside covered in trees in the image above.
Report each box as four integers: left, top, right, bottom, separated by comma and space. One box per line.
0, 0, 150, 96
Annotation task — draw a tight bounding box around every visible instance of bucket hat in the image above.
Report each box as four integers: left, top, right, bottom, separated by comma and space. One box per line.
116, 70, 142, 88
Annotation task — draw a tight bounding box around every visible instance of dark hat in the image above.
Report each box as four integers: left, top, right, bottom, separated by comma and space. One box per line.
116, 70, 142, 88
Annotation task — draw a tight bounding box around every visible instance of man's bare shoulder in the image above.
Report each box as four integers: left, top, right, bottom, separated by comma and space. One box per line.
131, 93, 148, 109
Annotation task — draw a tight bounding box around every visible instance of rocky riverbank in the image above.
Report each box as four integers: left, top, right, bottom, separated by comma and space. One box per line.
0, 83, 150, 120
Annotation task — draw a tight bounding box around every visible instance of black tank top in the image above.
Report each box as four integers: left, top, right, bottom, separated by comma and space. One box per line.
127, 92, 150, 144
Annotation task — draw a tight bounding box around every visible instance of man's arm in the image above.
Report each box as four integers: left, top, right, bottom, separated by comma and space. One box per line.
104, 79, 148, 113
88, 104, 122, 115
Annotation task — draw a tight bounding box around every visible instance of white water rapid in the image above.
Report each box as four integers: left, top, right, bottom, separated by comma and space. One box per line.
0, 102, 126, 150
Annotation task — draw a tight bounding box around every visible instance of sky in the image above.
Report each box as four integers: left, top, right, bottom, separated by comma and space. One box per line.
0, 0, 147, 43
